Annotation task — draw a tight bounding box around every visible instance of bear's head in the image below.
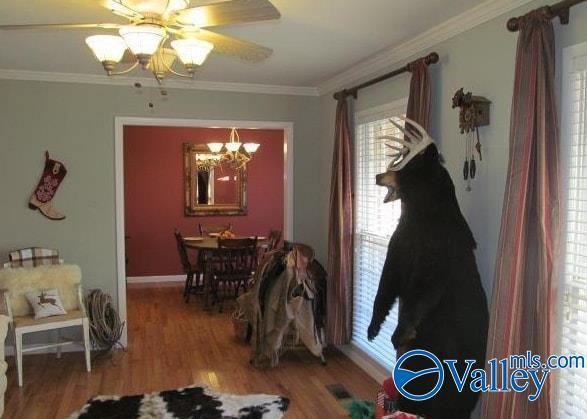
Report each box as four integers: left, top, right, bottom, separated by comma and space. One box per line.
375, 116, 444, 204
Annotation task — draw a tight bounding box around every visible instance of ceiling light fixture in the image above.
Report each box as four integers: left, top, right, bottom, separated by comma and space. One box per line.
119, 24, 166, 66
171, 38, 214, 74
1, 0, 280, 85
85, 35, 128, 74
206, 128, 260, 169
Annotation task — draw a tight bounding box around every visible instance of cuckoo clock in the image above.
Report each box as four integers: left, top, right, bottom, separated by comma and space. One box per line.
452, 88, 491, 190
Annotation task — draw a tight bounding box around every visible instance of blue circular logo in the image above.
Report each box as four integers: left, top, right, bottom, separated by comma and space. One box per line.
393, 349, 444, 401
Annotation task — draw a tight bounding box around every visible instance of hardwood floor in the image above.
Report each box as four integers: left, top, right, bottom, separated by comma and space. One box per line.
4, 283, 380, 418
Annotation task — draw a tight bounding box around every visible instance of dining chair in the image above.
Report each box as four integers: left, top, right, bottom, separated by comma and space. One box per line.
207, 237, 258, 311
198, 223, 233, 237
267, 230, 283, 251
173, 229, 201, 302
257, 229, 283, 265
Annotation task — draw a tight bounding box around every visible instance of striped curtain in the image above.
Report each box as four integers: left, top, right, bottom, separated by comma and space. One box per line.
327, 96, 354, 345
406, 57, 432, 129
481, 8, 560, 419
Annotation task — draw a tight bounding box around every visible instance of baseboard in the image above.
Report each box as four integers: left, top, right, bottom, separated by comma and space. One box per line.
339, 343, 393, 384
126, 275, 185, 284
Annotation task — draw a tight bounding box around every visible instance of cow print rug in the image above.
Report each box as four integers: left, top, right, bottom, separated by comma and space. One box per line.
67, 385, 290, 419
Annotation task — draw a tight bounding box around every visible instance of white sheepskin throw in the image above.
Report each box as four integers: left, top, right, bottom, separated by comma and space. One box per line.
0, 314, 9, 417
0, 264, 81, 316
68, 385, 289, 419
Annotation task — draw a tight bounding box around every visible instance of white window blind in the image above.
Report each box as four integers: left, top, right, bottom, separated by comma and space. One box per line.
558, 43, 587, 419
352, 100, 406, 369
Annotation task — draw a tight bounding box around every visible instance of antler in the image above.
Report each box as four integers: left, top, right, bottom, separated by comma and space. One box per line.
377, 115, 434, 171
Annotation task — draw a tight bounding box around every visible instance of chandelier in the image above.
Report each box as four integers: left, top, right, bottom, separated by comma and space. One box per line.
204, 128, 260, 170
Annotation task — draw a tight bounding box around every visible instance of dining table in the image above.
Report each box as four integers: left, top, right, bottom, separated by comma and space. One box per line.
183, 235, 267, 250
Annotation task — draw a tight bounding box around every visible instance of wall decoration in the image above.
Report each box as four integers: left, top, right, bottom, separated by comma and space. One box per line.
183, 143, 247, 216
28, 151, 67, 220
452, 88, 491, 191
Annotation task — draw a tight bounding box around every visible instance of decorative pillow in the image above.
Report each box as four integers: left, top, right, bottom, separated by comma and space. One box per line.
25, 289, 67, 319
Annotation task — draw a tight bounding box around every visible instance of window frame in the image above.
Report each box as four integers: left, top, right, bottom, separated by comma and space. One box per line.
556, 40, 587, 418
349, 98, 408, 378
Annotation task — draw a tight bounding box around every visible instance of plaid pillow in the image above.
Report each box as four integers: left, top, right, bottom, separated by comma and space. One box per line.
8, 247, 60, 268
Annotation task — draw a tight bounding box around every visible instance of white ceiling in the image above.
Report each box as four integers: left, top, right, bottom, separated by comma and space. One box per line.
0, 0, 488, 87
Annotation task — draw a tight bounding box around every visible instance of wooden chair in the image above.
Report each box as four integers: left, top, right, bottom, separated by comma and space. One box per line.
267, 230, 283, 252
174, 229, 201, 302
198, 223, 233, 237
207, 237, 258, 311
257, 229, 283, 264
0, 264, 91, 387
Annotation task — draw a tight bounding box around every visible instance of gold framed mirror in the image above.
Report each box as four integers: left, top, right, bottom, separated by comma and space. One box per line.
183, 143, 247, 216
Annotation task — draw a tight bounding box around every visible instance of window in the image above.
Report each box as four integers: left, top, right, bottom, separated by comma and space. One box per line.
558, 43, 587, 418
352, 99, 407, 368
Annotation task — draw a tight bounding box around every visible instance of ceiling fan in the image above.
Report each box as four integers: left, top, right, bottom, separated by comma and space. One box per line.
0, 0, 281, 82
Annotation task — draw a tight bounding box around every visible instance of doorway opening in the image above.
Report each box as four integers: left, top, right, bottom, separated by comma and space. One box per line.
114, 117, 294, 345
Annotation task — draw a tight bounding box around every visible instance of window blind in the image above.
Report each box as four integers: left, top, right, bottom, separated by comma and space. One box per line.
558, 44, 587, 419
352, 100, 406, 369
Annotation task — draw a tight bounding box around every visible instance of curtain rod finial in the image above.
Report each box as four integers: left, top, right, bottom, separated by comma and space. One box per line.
507, 17, 520, 32
427, 52, 440, 65
333, 89, 357, 101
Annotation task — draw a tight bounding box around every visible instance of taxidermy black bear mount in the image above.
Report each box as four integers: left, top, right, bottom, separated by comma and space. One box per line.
368, 116, 489, 419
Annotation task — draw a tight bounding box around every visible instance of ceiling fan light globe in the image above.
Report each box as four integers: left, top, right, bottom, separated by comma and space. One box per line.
167, 0, 189, 14
85, 35, 127, 64
171, 39, 214, 66
119, 24, 165, 57
243, 143, 260, 153
207, 143, 224, 153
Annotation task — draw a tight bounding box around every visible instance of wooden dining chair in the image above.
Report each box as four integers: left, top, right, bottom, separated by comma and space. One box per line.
174, 229, 202, 302
267, 230, 283, 251
198, 223, 233, 237
257, 229, 283, 265
207, 237, 258, 311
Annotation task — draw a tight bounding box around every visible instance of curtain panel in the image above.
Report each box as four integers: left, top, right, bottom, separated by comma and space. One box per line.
481, 8, 560, 419
406, 57, 432, 129
327, 97, 354, 345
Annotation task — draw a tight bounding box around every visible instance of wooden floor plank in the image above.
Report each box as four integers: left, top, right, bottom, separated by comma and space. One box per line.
3, 283, 380, 418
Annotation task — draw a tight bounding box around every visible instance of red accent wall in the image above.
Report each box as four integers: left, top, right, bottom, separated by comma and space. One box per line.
124, 126, 284, 277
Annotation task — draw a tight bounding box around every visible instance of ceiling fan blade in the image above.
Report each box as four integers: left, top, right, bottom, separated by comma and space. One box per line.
174, 0, 280, 29
99, 0, 143, 20
190, 0, 232, 6
0, 23, 123, 31
197, 29, 272, 62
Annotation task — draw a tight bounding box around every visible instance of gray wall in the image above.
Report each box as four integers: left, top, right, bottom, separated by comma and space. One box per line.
0, 81, 322, 303
318, 0, 587, 297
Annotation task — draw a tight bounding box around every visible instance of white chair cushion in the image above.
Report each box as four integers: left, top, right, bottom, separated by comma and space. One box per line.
0, 264, 81, 316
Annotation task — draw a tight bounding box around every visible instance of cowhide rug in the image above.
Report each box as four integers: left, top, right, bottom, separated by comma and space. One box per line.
67, 385, 290, 419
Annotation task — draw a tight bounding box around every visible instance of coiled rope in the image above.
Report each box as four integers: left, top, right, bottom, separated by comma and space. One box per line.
84, 289, 125, 352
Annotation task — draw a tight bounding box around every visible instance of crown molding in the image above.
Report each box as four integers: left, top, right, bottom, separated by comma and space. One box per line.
0, 68, 319, 97
317, 0, 535, 95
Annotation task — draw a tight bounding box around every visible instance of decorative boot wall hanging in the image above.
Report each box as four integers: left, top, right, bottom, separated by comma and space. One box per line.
452, 88, 491, 191
29, 151, 67, 220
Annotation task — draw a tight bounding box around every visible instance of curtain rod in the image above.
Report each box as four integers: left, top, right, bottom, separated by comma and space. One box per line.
507, 0, 586, 31
333, 52, 439, 100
